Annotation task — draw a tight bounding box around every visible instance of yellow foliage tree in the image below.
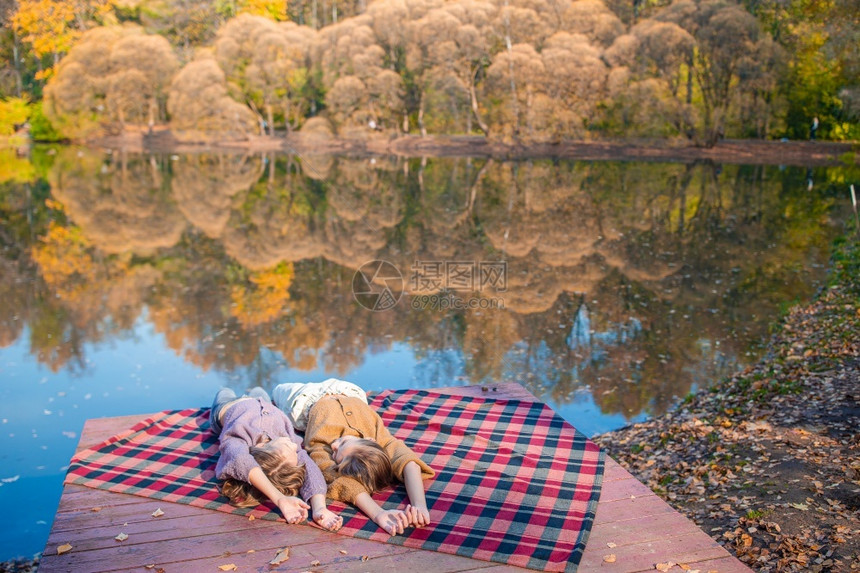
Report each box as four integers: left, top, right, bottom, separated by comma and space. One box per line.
239, 0, 288, 21
12, 0, 116, 79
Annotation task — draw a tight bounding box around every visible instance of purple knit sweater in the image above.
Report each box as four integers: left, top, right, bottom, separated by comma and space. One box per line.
215, 397, 327, 502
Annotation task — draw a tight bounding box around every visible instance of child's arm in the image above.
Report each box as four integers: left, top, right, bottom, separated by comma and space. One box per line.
403, 461, 431, 527
247, 466, 309, 524
354, 492, 409, 535
308, 493, 343, 531
370, 410, 435, 482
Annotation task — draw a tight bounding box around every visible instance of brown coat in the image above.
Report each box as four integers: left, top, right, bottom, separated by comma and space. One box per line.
304, 396, 435, 503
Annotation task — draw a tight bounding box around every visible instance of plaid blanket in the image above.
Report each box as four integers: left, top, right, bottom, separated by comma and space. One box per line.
66, 389, 604, 572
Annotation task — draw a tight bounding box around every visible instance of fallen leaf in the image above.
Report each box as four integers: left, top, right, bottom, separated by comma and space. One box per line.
678, 564, 691, 571
115, 532, 128, 542
246, 550, 254, 554
655, 563, 676, 572
361, 555, 369, 561
90, 507, 102, 512
217, 565, 237, 571
310, 560, 321, 566
144, 566, 155, 570
339, 550, 347, 554
603, 554, 617, 563
248, 515, 255, 521
151, 508, 165, 518
269, 547, 290, 565
789, 502, 809, 511
57, 543, 72, 555
607, 542, 617, 548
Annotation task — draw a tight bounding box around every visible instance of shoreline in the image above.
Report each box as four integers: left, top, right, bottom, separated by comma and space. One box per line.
80, 131, 858, 167
595, 231, 860, 571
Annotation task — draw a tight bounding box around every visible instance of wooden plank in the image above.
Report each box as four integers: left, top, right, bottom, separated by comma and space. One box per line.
593, 494, 674, 524
595, 476, 655, 503
603, 457, 638, 482
41, 382, 751, 573
578, 533, 730, 571
672, 554, 755, 573
52, 486, 205, 531
77, 414, 148, 451
587, 510, 720, 548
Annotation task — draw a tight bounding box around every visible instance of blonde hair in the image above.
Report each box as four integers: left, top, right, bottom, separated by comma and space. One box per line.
334, 438, 394, 494
220, 446, 306, 508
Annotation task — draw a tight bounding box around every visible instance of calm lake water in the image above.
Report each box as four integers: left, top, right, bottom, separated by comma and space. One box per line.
0, 146, 852, 560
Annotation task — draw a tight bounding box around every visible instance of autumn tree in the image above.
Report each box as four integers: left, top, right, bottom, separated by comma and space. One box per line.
657, 0, 767, 144
749, 0, 859, 139
12, 0, 116, 80
366, 0, 441, 132
559, 0, 624, 47
128, 0, 221, 51
316, 15, 406, 131
603, 17, 698, 136
0, 95, 28, 134
43, 24, 178, 138
215, 14, 317, 133
0, 0, 24, 97
215, 0, 289, 21
167, 52, 257, 141
410, 0, 497, 134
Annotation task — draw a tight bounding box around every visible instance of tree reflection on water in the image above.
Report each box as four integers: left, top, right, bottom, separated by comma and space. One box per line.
0, 147, 845, 419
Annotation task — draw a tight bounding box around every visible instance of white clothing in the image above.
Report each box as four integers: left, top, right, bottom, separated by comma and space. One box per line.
272, 378, 368, 432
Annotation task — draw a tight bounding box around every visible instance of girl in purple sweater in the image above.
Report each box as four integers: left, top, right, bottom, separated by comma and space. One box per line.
210, 386, 342, 531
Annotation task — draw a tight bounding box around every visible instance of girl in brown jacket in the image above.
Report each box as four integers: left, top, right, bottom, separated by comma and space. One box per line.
273, 379, 434, 535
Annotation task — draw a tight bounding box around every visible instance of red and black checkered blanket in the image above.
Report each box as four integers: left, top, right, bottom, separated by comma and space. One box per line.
66, 389, 604, 572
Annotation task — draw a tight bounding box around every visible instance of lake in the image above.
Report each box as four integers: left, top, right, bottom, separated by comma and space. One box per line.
0, 146, 850, 560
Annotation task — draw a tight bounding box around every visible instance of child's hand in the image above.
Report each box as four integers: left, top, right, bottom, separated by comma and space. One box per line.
314, 507, 343, 531
405, 504, 431, 528
373, 508, 409, 535
277, 496, 310, 524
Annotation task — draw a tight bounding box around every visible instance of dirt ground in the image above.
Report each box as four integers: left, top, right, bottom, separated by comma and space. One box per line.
596, 236, 860, 572
87, 130, 858, 167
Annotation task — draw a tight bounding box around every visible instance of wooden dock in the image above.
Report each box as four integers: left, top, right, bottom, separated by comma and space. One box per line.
40, 384, 751, 572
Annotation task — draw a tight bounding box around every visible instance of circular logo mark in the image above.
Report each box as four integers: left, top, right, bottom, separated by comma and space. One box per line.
352, 260, 403, 311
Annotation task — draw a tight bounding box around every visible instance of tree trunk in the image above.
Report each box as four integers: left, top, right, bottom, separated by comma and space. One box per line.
12, 30, 23, 97
502, 10, 520, 138
418, 91, 426, 137
285, 98, 294, 133
469, 66, 489, 135
686, 52, 693, 105
148, 100, 155, 135
266, 104, 274, 136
